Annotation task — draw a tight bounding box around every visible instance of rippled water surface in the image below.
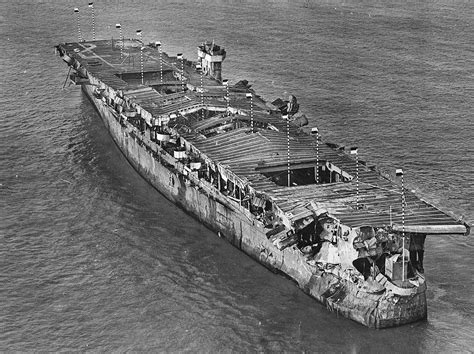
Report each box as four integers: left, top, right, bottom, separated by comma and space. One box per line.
1, 0, 473, 352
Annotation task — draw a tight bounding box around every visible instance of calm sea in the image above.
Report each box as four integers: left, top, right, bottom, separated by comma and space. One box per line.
1, 0, 473, 352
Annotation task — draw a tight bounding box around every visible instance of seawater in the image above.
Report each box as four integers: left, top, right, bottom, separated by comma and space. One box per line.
1, 0, 473, 352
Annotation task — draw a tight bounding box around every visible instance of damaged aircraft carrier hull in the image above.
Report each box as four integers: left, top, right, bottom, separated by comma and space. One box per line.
55, 37, 468, 329
82, 83, 427, 329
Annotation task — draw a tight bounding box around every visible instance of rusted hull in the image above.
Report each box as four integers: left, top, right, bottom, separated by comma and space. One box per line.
82, 83, 427, 329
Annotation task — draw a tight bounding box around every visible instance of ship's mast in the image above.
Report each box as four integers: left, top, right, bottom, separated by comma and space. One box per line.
136, 29, 144, 85
396, 168, 406, 282
88, 2, 95, 41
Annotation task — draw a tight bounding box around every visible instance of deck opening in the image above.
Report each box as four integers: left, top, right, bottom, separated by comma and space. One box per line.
257, 161, 352, 187
115, 69, 183, 91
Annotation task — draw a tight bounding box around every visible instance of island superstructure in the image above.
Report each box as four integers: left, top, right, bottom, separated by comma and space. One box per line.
55, 36, 469, 328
